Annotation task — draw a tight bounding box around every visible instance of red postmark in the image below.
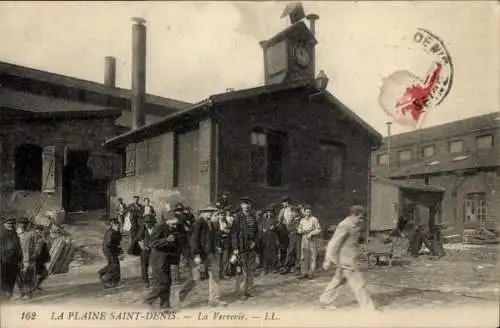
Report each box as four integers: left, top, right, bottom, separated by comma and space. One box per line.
379, 29, 454, 129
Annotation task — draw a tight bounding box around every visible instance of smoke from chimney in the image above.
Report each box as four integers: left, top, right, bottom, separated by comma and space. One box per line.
131, 17, 147, 130
104, 56, 116, 87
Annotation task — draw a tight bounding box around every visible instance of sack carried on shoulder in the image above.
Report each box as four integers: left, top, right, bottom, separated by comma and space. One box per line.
123, 212, 132, 232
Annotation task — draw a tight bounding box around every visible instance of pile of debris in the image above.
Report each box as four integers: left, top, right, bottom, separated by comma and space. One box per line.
463, 228, 499, 245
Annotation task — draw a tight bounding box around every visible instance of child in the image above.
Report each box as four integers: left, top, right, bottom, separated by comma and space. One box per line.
297, 205, 322, 279
33, 225, 51, 291
98, 218, 123, 288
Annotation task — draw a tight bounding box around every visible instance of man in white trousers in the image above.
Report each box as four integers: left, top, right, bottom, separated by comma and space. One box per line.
320, 205, 377, 311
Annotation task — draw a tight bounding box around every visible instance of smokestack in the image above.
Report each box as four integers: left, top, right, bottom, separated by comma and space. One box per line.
306, 13, 319, 36
131, 17, 147, 130
306, 14, 319, 78
104, 56, 116, 87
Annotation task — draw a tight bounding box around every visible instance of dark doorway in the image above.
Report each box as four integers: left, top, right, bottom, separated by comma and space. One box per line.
15, 144, 43, 191
63, 150, 94, 212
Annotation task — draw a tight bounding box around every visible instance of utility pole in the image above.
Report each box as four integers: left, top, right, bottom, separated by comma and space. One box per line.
386, 121, 392, 175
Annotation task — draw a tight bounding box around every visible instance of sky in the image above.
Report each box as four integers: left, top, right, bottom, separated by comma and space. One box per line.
0, 1, 498, 136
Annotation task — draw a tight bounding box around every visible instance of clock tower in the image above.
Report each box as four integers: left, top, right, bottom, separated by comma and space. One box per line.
260, 19, 318, 86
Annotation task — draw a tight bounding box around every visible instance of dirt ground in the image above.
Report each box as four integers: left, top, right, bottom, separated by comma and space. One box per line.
4, 215, 497, 327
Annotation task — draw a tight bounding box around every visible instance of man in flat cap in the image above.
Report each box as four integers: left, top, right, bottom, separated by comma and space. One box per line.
231, 197, 260, 300
0, 217, 22, 299
177, 204, 228, 308
320, 205, 377, 311
143, 211, 182, 312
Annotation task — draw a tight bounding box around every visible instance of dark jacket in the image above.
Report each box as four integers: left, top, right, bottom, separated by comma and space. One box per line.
137, 223, 155, 249
190, 216, 220, 259
231, 211, 261, 253
103, 228, 123, 257
149, 222, 180, 265
0, 228, 23, 264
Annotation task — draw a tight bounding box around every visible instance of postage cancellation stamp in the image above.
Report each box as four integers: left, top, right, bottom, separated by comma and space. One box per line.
0, 1, 498, 328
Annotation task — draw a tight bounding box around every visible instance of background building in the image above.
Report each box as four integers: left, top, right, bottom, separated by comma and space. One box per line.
0, 58, 189, 217
371, 112, 500, 238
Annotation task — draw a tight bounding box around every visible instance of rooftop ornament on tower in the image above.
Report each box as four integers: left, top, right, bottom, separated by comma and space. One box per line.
280, 2, 306, 24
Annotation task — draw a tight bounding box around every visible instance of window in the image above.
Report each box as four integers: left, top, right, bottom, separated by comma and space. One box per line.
376, 153, 388, 165
448, 140, 464, 153
464, 192, 486, 227
475, 135, 493, 149
125, 144, 136, 177
319, 140, 344, 183
250, 129, 267, 184
15, 144, 43, 191
421, 145, 435, 158
398, 150, 412, 162
250, 128, 286, 186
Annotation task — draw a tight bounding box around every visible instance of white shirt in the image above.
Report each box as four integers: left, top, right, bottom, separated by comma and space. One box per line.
298, 216, 321, 236
144, 205, 153, 215
282, 207, 293, 226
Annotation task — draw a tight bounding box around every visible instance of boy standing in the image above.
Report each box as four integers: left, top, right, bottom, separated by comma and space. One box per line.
98, 218, 123, 288
297, 205, 322, 279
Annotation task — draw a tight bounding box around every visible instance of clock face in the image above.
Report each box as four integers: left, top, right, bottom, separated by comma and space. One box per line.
295, 46, 310, 67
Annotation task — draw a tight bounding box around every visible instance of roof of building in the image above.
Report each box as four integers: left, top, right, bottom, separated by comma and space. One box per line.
379, 112, 500, 148
372, 176, 445, 193
384, 148, 499, 178
0, 89, 118, 113
0, 61, 192, 114
103, 80, 383, 148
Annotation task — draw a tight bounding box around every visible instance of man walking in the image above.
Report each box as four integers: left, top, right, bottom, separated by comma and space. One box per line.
178, 204, 228, 308
143, 212, 181, 312
320, 205, 377, 311
232, 197, 260, 300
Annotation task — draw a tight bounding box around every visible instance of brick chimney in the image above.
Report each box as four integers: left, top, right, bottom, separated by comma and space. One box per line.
131, 17, 147, 130
104, 56, 116, 87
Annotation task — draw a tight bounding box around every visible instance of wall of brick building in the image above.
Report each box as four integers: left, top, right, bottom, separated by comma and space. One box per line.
110, 119, 214, 213
216, 89, 374, 229
0, 117, 117, 217
396, 169, 500, 235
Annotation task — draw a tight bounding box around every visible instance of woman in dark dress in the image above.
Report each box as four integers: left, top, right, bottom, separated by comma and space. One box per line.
261, 206, 280, 274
